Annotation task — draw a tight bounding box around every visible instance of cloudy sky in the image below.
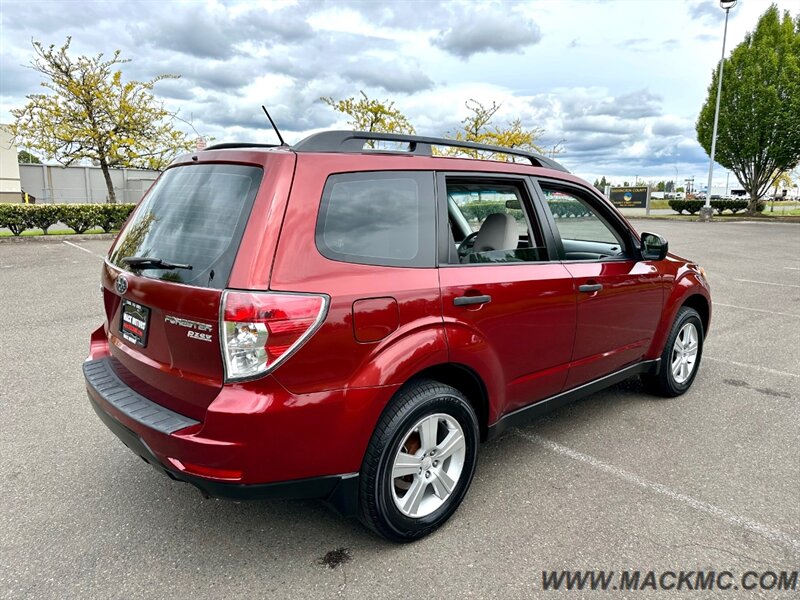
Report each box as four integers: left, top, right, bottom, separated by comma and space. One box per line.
1, 0, 798, 187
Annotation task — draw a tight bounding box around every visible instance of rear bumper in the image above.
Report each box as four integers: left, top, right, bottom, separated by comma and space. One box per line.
84, 357, 360, 515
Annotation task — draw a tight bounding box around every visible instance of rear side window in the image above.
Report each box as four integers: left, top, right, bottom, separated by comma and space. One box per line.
316, 171, 436, 267
109, 164, 262, 289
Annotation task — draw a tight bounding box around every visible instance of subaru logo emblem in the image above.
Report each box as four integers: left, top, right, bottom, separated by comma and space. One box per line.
115, 275, 128, 295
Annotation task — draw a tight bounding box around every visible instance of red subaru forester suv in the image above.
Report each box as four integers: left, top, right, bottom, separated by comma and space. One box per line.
85, 131, 711, 542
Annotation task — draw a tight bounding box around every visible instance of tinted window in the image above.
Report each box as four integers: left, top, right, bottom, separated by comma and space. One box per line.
447, 180, 546, 264
316, 171, 435, 267
109, 164, 262, 289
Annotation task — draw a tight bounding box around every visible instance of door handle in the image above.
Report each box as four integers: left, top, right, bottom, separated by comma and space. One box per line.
578, 284, 603, 293
453, 295, 492, 306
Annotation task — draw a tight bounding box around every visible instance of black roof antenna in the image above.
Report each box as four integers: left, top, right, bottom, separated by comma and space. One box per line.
261, 105, 286, 146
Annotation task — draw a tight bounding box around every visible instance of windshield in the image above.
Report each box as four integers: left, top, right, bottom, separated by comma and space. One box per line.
109, 164, 262, 289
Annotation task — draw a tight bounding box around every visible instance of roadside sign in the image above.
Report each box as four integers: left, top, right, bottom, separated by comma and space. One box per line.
609, 186, 648, 209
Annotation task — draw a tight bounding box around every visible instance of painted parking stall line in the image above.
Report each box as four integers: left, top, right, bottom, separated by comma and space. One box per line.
62, 240, 105, 259
514, 430, 800, 554
732, 278, 800, 289
705, 356, 800, 380
714, 302, 800, 319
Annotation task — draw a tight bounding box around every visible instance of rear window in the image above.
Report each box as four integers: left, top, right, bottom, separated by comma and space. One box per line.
315, 171, 435, 267
109, 164, 262, 289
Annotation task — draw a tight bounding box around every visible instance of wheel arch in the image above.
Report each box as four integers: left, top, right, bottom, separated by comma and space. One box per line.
409, 363, 491, 442
682, 293, 710, 337
646, 271, 711, 360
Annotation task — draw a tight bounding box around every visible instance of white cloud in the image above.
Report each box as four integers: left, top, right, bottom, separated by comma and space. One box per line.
1, 0, 797, 186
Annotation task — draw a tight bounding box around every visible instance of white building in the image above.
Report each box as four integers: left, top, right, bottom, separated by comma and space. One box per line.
0, 125, 22, 202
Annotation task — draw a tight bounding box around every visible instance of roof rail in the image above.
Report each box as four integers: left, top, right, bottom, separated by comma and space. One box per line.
292, 130, 569, 172
204, 142, 283, 150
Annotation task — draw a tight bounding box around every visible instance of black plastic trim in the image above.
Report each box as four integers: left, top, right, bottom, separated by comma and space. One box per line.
84, 358, 198, 434
204, 142, 283, 150
453, 295, 492, 306
87, 392, 360, 516
487, 359, 661, 440
293, 130, 570, 173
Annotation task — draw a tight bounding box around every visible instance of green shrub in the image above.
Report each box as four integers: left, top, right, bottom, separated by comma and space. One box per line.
684, 200, 704, 215
59, 204, 103, 234
0, 202, 136, 235
459, 201, 506, 223
96, 204, 135, 232
27, 204, 62, 234
668, 199, 686, 214
0, 204, 32, 235
548, 200, 590, 218
710, 199, 750, 214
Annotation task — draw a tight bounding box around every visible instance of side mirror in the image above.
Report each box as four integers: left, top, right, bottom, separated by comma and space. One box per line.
641, 232, 668, 261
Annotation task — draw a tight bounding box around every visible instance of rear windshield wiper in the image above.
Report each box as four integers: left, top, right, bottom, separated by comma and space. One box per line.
122, 256, 193, 270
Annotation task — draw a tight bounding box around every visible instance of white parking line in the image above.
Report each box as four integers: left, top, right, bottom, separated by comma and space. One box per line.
733, 278, 800, 289
705, 356, 800, 379
714, 302, 800, 319
784, 267, 800, 271
514, 430, 800, 554
62, 240, 104, 259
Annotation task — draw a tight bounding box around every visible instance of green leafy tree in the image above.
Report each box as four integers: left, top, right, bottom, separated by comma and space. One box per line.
593, 175, 609, 192
321, 90, 415, 134
11, 38, 195, 203
696, 5, 800, 213
446, 99, 544, 160
17, 150, 41, 164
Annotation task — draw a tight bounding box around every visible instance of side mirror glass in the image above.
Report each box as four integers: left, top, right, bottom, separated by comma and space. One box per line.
641, 232, 668, 261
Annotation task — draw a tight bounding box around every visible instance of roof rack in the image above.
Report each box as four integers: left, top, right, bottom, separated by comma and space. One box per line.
204, 142, 283, 150
292, 130, 569, 172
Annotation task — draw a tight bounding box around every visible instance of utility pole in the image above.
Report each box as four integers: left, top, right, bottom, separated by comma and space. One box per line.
701, 0, 738, 222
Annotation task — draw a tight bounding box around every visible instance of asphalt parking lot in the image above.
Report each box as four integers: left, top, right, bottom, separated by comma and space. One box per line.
1, 219, 798, 599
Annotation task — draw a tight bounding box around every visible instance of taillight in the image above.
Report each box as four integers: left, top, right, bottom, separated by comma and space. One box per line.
221, 291, 328, 381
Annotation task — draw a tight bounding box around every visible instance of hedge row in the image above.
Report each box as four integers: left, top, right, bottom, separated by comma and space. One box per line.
668, 199, 766, 215
548, 200, 591, 219
460, 200, 590, 222
0, 203, 136, 235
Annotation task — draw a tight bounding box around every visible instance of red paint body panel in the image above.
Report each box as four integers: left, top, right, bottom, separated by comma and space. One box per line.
562, 260, 663, 389
645, 256, 712, 359
86, 146, 712, 492
439, 263, 577, 420
100, 262, 223, 421
352, 297, 400, 342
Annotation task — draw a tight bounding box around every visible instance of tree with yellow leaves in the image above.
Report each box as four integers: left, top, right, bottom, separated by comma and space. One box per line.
11, 38, 194, 203
321, 91, 415, 135
446, 99, 545, 160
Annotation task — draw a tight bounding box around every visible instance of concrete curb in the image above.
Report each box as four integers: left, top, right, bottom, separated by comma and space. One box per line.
631, 215, 800, 223
0, 233, 116, 243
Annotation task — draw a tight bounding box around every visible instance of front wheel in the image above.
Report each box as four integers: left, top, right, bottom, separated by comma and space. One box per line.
642, 306, 704, 397
358, 379, 479, 542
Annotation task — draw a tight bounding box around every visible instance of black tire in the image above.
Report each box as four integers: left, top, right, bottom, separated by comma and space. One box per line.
642, 306, 704, 397
358, 379, 479, 542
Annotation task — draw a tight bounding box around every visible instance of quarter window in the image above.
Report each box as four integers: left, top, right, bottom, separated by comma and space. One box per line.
316, 171, 436, 267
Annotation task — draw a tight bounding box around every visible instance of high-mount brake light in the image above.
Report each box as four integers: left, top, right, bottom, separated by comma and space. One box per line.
221, 291, 328, 381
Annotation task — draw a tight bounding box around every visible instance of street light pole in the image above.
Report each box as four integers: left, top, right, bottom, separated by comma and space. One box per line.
702, 0, 737, 221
